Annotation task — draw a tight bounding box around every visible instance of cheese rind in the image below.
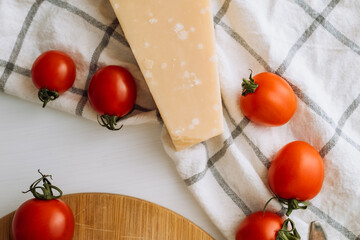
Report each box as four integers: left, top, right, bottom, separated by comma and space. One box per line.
110, 0, 223, 150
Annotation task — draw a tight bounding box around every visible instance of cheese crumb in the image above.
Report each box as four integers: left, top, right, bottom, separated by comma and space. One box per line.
174, 128, 185, 135
161, 62, 167, 69
183, 71, 190, 78
144, 59, 154, 69
149, 18, 158, 24
190, 27, 196, 32
144, 70, 153, 79
198, 43, 204, 49
192, 118, 200, 125
188, 119, 200, 130
194, 79, 201, 85
180, 71, 202, 89
174, 23, 184, 33
144, 42, 150, 48
173, 23, 189, 40
178, 30, 189, 40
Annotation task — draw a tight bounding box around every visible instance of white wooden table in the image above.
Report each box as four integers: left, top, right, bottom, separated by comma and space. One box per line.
0, 92, 226, 240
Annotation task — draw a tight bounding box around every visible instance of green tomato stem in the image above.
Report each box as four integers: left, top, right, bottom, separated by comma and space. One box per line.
285, 199, 308, 216
241, 69, 258, 96
97, 114, 123, 131
22, 169, 62, 200
38, 88, 59, 108
276, 219, 301, 240
97, 106, 136, 131
264, 196, 308, 217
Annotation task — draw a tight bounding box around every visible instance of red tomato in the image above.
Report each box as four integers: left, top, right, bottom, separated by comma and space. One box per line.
12, 170, 74, 240
236, 211, 284, 240
12, 198, 74, 240
88, 65, 137, 130
31, 50, 76, 107
240, 71, 296, 126
268, 141, 324, 201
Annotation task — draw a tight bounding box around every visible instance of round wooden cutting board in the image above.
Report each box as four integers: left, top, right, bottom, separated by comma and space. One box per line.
0, 193, 214, 240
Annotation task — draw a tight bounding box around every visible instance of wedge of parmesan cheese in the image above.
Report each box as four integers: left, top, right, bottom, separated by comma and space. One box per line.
110, 0, 223, 151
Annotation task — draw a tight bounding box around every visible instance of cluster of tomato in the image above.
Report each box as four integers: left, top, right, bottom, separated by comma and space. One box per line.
10, 51, 139, 239
31, 50, 137, 130
21, 51, 324, 239
235, 71, 325, 239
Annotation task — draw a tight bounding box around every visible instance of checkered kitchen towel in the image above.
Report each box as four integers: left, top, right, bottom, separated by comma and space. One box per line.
1, 0, 360, 239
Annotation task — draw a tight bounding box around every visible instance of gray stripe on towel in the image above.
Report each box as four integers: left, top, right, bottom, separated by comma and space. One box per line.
308, 203, 359, 240
0, 60, 31, 78
213, 0, 232, 25
0, 0, 45, 91
275, 0, 341, 76
293, 0, 360, 56
46, 0, 129, 47
204, 142, 252, 216
217, 20, 273, 72
319, 94, 360, 157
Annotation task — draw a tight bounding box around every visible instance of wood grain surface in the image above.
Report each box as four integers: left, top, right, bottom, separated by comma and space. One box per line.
0, 193, 214, 240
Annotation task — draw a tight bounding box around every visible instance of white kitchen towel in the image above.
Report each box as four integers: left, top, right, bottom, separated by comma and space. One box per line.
1, 0, 360, 239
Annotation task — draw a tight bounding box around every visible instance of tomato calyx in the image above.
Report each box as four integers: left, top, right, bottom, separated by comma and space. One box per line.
97, 107, 135, 131
38, 88, 59, 108
264, 196, 308, 217
22, 169, 63, 200
97, 114, 123, 131
241, 69, 258, 96
276, 219, 301, 240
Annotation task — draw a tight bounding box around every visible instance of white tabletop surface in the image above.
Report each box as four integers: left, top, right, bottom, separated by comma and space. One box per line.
0, 92, 226, 240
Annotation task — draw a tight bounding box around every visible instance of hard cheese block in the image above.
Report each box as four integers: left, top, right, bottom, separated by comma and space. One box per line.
110, 0, 223, 151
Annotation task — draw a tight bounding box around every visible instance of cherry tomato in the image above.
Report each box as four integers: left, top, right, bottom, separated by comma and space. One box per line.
240, 71, 296, 126
236, 211, 283, 240
31, 50, 76, 107
11, 170, 74, 240
12, 199, 74, 240
88, 65, 137, 130
268, 141, 324, 201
